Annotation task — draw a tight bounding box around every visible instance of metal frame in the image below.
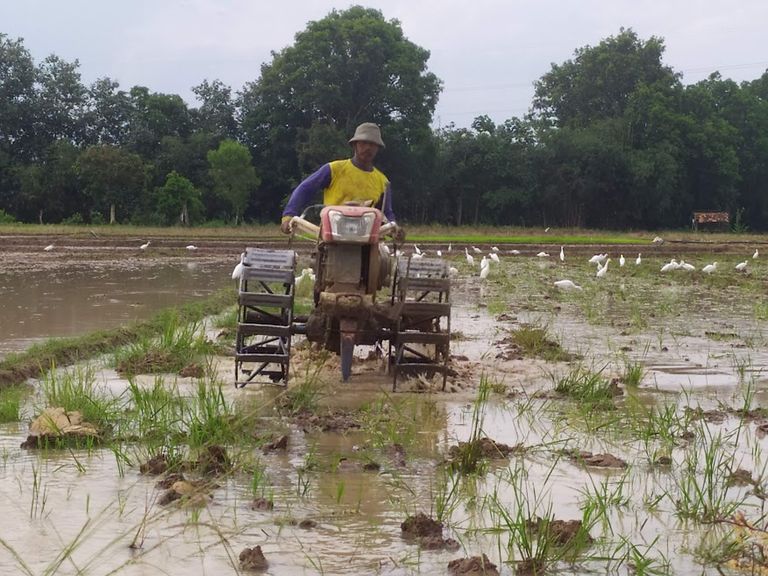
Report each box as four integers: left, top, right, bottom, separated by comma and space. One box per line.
390, 256, 451, 391
234, 248, 296, 387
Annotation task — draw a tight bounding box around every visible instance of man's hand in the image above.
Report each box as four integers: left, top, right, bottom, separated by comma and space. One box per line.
280, 218, 294, 235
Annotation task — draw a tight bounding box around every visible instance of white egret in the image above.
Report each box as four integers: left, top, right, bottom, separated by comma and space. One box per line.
735, 260, 748, 271
619, 254, 625, 267
596, 259, 610, 278
480, 256, 489, 271
465, 248, 474, 266
544, 227, 551, 233
702, 262, 718, 274
472, 246, 482, 254
448, 243, 452, 252
652, 236, 664, 245
490, 252, 500, 263
436, 249, 442, 257
510, 249, 521, 255
413, 244, 422, 255
588, 254, 605, 265
186, 244, 198, 250
554, 279, 582, 291
411, 252, 423, 260
448, 266, 459, 276
536, 251, 550, 258
660, 259, 678, 272
753, 249, 759, 259
635, 253, 642, 266
559, 246, 565, 262
480, 263, 490, 280
491, 246, 500, 253
232, 252, 245, 280
680, 260, 695, 271
140, 240, 151, 250
43, 244, 54, 251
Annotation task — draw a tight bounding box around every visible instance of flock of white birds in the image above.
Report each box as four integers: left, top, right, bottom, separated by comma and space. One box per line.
43, 237, 760, 293
395, 240, 761, 293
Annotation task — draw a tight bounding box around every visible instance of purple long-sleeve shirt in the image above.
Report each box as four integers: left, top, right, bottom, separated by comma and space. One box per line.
282, 163, 396, 222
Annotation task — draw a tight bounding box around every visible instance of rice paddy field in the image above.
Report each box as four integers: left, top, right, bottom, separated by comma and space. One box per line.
2, 226, 768, 575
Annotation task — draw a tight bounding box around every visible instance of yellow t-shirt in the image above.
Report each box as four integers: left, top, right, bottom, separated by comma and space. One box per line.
323, 159, 389, 207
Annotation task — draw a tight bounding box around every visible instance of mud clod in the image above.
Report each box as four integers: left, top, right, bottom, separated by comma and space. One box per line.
155, 472, 185, 489
565, 449, 627, 468
263, 434, 288, 453
140, 454, 168, 475
179, 362, 205, 378
294, 409, 361, 432
401, 512, 457, 550
526, 517, 594, 546
448, 554, 500, 576
21, 407, 101, 449
249, 497, 274, 511
239, 546, 268, 571
197, 445, 230, 475
449, 437, 524, 460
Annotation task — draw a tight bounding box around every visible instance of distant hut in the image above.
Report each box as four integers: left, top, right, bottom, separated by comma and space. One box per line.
692, 211, 730, 232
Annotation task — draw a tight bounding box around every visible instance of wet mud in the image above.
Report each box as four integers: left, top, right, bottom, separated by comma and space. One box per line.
3, 236, 768, 574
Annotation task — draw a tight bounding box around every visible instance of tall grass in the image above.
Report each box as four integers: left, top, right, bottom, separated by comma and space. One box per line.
114, 310, 214, 376
0, 385, 27, 422
40, 363, 118, 427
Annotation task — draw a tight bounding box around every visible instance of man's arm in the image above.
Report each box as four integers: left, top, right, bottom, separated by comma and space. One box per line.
382, 183, 396, 223
281, 164, 332, 225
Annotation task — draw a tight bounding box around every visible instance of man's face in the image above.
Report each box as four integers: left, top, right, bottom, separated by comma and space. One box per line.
353, 141, 380, 164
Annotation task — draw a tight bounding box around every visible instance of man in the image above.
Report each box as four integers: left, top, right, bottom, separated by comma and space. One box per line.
280, 122, 396, 233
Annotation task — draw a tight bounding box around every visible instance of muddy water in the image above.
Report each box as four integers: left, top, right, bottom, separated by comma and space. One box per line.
0, 259, 234, 359
2, 251, 768, 574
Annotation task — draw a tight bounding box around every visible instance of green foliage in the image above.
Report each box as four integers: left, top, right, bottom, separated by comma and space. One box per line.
0, 386, 26, 422
0, 209, 16, 223
113, 310, 214, 377
154, 171, 204, 225
207, 139, 259, 224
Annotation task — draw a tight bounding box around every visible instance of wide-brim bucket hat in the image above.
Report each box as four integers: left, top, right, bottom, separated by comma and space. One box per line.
349, 122, 385, 148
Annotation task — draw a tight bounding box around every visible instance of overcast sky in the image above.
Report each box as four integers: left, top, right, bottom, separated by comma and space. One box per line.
3, 0, 767, 128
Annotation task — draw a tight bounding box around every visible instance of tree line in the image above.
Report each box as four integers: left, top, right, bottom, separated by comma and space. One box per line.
2, 7, 767, 230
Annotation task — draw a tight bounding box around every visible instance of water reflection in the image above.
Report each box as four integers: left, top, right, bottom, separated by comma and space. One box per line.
0, 260, 233, 359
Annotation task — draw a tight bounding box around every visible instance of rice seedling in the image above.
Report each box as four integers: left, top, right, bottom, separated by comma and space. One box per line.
29, 463, 48, 519
39, 363, 118, 428
0, 385, 27, 422
279, 354, 329, 415
621, 360, 646, 388
552, 365, 617, 410
185, 379, 241, 448
578, 470, 631, 526
673, 421, 749, 523
508, 323, 575, 362
449, 376, 491, 475
489, 460, 596, 573
113, 309, 215, 376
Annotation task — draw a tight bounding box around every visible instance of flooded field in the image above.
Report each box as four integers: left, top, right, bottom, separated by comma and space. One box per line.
2, 240, 768, 575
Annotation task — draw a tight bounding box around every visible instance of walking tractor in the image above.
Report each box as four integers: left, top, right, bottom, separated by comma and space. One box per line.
234, 204, 452, 390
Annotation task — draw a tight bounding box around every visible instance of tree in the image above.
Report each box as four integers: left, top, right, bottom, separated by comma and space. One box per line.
127, 86, 192, 157
191, 79, 237, 138
33, 55, 87, 152
0, 34, 37, 161
533, 28, 679, 128
76, 145, 145, 223
238, 6, 441, 220
84, 77, 133, 146
154, 171, 203, 225
207, 139, 259, 224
